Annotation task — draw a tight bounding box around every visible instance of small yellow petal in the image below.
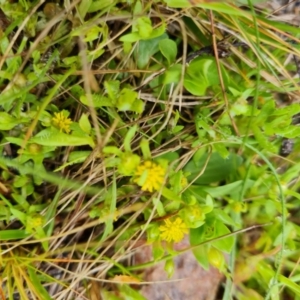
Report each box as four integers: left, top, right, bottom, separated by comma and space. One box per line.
159, 217, 188, 243
134, 161, 166, 192
52, 111, 72, 133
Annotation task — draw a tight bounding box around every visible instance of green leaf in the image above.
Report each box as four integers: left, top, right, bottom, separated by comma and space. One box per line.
164, 259, 175, 278
78, 0, 92, 20
271, 103, 300, 117
44, 189, 61, 237
161, 187, 182, 202
117, 88, 137, 110
55, 151, 92, 171
184, 73, 208, 96
147, 24, 166, 40
134, 34, 168, 68
163, 0, 190, 8
30, 128, 95, 148
119, 32, 141, 43
80, 93, 112, 107
185, 58, 228, 91
152, 242, 165, 260
153, 197, 165, 216
190, 227, 210, 269
213, 209, 237, 227
184, 152, 243, 184
28, 266, 52, 300
196, 3, 249, 16
88, 0, 115, 12
87, 47, 105, 61
133, 0, 143, 14
104, 80, 120, 100
119, 284, 147, 300
136, 17, 153, 38
79, 113, 91, 134
101, 179, 117, 241
0, 229, 29, 240
118, 153, 140, 176
252, 125, 277, 152
84, 25, 103, 42
0, 112, 28, 130
199, 59, 220, 85
10, 207, 27, 223
117, 88, 144, 113
156, 151, 179, 162
202, 180, 254, 197
257, 260, 300, 296
123, 125, 137, 152
211, 221, 234, 253
62, 56, 79, 66
159, 39, 177, 64
163, 64, 182, 84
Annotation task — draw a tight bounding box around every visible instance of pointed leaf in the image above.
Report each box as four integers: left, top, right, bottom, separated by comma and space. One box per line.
30, 128, 95, 147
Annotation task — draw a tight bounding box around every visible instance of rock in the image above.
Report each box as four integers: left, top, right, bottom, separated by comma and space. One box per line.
134, 237, 224, 300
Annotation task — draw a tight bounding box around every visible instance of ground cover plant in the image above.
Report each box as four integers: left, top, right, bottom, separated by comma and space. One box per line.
1, 0, 300, 299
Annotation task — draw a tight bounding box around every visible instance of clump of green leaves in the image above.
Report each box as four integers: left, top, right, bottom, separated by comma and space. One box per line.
0, 0, 300, 299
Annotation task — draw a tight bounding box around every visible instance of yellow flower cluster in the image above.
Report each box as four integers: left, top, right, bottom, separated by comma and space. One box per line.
52, 111, 72, 133
159, 217, 188, 243
30, 216, 44, 228
134, 161, 165, 192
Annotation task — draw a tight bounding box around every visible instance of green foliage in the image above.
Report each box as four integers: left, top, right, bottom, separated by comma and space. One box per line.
184, 152, 243, 184
0, 0, 299, 299
184, 57, 229, 95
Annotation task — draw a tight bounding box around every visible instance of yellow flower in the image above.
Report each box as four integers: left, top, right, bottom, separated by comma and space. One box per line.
26, 215, 45, 233
52, 111, 72, 133
30, 216, 44, 228
159, 217, 188, 243
134, 161, 166, 192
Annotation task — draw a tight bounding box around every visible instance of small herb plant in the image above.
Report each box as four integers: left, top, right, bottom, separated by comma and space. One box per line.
0, 0, 300, 299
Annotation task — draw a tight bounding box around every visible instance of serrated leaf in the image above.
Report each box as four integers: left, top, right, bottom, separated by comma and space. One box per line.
252, 125, 277, 152
80, 93, 112, 107
30, 128, 95, 148
104, 80, 120, 100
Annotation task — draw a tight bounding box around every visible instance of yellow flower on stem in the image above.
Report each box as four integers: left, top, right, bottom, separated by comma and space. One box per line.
134, 161, 166, 192
52, 111, 72, 133
159, 217, 188, 243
